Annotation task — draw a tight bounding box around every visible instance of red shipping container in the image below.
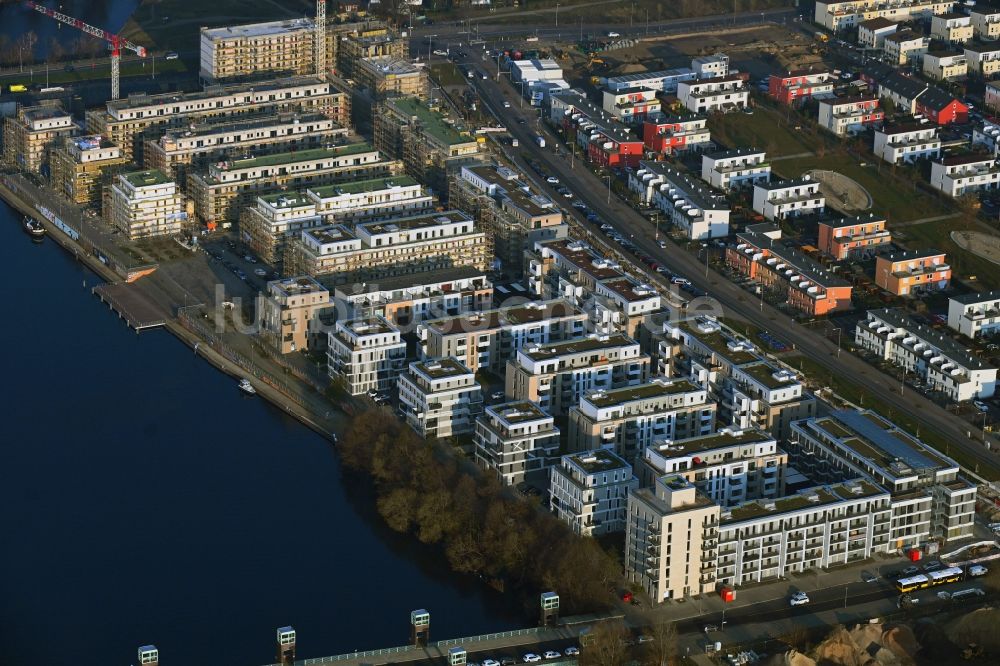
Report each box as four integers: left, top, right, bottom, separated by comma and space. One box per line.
622, 591, 633, 603
720, 587, 735, 602
908, 549, 921, 562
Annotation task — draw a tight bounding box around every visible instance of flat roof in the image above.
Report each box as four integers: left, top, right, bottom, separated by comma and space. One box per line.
309, 175, 419, 198
606, 68, 695, 85
600, 277, 659, 303
260, 191, 313, 209
228, 143, 373, 170
202, 18, 313, 40
269, 275, 327, 297
358, 56, 421, 76
867, 307, 993, 371
387, 97, 475, 147
678, 319, 759, 365
414, 357, 471, 379
859, 17, 898, 29
304, 225, 356, 244
740, 362, 798, 390
521, 333, 636, 361
938, 153, 996, 166
123, 169, 171, 187
636, 161, 729, 212
819, 212, 887, 229
105, 75, 328, 113
426, 299, 583, 335
706, 147, 764, 160
951, 289, 1000, 305
651, 428, 772, 457
878, 248, 946, 262
885, 29, 924, 43
585, 379, 701, 409
569, 448, 630, 474
360, 210, 471, 235
737, 230, 851, 289
723, 481, 885, 523
342, 317, 396, 336
541, 239, 624, 281
490, 400, 551, 424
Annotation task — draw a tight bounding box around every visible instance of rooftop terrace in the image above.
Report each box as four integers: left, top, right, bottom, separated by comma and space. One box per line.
585, 379, 701, 409
388, 97, 474, 147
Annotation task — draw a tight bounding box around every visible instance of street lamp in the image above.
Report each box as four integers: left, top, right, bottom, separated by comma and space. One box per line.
832, 327, 842, 359
555, 2, 559, 27
607, 174, 612, 204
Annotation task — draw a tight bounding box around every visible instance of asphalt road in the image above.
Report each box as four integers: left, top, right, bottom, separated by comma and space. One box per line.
463, 58, 1000, 480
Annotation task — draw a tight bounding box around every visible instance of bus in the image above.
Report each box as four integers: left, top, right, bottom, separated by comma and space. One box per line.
895, 566, 962, 593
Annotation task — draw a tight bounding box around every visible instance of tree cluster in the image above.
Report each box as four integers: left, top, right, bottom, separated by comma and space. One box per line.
338, 409, 620, 613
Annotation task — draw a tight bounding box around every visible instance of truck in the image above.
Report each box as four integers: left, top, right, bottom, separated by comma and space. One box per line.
535, 135, 546, 148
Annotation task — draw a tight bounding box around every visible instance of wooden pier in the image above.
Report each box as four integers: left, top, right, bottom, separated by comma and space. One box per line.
93, 282, 166, 331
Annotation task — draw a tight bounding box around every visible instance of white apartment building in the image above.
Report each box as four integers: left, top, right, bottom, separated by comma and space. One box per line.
931, 13, 973, 43
855, 308, 997, 401
107, 170, 187, 240
692, 53, 730, 79
922, 50, 968, 80
971, 7, 1000, 40
676, 75, 748, 113
474, 401, 561, 486
701, 149, 771, 191
550, 449, 638, 536
604, 68, 697, 94
199, 19, 317, 82
398, 357, 483, 439
592, 277, 663, 335
752, 179, 825, 221
884, 30, 930, 65
600, 87, 661, 124
419, 299, 588, 374
506, 333, 651, 416
792, 409, 977, 544
948, 290, 1000, 338
873, 123, 942, 164
930, 154, 1000, 197
817, 96, 884, 136
858, 17, 898, 49
721, 362, 815, 440
814, 1, 957, 32
306, 175, 432, 222
568, 378, 717, 460
628, 161, 731, 239
964, 43, 1000, 77
640, 428, 786, 507
327, 316, 406, 395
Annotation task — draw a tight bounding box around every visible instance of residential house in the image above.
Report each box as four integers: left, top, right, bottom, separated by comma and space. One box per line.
875, 249, 951, 295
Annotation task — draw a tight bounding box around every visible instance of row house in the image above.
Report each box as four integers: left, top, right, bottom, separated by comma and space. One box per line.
629, 161, 731, 239
964, 42, 1000, 77
817, 213, 892, 260
601, 87, 662, 125
676, 75, 749, 113
549, 449, 638, 536
551, 90, 645, 167
692, 54, 731, 79
327, 316, 406, 395
884, 29, 929, 65
398, 357, 483, 440
727, 228, 853, 317
474, 401, 561, 487
972, 122, 1000, 157
930, 12, 973, 43
873, 122, 941, 164
701, 149, 771, 191
971, 7, 1000, 41
768, 70, 835, 106
814, 0, 958, 32
922, 50, 968, 81
641, 115, 711, 155
857, 17, 898, 49
948, 290, 1000, 339
865, 65, 928, 113
752, 178, 825, 220
875, 249, 951, 295
915, 86, 969, 124
604, 68, 697, 94
930, 154, 1000, 197
817, 96, 884, 136
856, 309, 997, 402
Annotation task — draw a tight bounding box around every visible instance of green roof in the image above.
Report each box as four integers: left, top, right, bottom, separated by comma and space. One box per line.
309, 175, 419, 198
259, 191, 312, 208
389, 96, 474, 146
124, 169, 170, 187
586, 379, 700, 408
415, 357, 471, 379
570, 449, 630, 474
679, 320, 758, 365
724, 481, 886, 524
741, 362, 798, 390
521, 333, 635, 361
230, 143, 373, 169
656, 429, 772, 456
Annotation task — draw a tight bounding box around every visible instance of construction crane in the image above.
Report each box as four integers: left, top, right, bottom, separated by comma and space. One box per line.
26, 1, 147, 100
315, 0, 326, 77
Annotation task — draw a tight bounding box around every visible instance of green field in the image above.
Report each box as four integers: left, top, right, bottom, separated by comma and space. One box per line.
708, 107, 826, 158
428, 0, 791, 24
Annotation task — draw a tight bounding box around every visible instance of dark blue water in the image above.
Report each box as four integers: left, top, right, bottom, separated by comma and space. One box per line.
0, 201, 522, 665
0, 1, 142, 59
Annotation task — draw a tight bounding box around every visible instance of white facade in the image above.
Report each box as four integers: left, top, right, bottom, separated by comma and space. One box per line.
930, 13, 973, 43
815, 0, 958, 32
883, 30, 929, 65
922, 51, 968, 80
930, 155, 1000, 197
873, 124, 941, 164
604, 68, 697, 94
549, 449, 638, 536
701, 149, 771, 191
948, 291, 1000, 339
628, 161, 731, 239
692, 53, 730, 79
964, 44, 1000, 77
474, 401, 561, 486
971, 7, 1000, 40
752, 179, 825, 220
817, 97, 883, 136
676, 76, 748, 113
857, 18, 898, 49
398, 357, 484, 439
108, 170, 186, 240
973, 121, 1000, 156
327, 316, 406, 395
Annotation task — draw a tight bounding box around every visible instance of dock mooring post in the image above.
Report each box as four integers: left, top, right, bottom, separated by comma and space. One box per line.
137, 645, 159, 666
276, 626, 296, 664
411, 609, 430, 647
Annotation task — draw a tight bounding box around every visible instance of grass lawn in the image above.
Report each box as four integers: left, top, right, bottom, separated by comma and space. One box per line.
429, 63, 467, 87
708, 107, 825, 158
894, 216, 1000, 291
791, 354, 1000, 481
432, 0, 789, 24
28, 58, 187, 86
772, 155, 954, 224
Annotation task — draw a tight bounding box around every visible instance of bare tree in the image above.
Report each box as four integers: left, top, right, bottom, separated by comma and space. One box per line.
46, 36, 65, 64
581, 619, 630, 666
643, 618, 678, 666
16, 30, 38, 72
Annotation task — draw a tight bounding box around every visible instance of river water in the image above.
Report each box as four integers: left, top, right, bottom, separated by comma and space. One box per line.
0, 203, 521, 663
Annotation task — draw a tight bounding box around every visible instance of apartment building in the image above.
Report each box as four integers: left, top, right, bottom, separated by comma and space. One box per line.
505, 333, 651, 417
550, 449, 638, 536
875, 249, 951, 295
768, 71, 835, 106
641, 115, 711, 156
948, 290, 1000, 339
931, 12, 973, 43
752, 178, 825, 221
591, 276, 664, 336
814, 1, 957, 32
199, 19, 318, 82
258, 276, 331, 354
188, 142, 399, 227
335, 268, 493, 327
49, 135, 129, 207
337, 24, 407, 77
601, 87, 661, 124
817, 213, 892, 260
866, 65, 928, 114
857, 17, 898, 49
86, 76, 348, 162
971, 7, 1000, 40
930, 154, 1000, 196
327, 316, 406, 395
727, 227, 853, 317
374, 96, 482, 194
144, 112, 347, 183
988, 81, 1000, 112
107, 170, 188, 240
700, 149, 771, 191
873, 123, 942, 164
791, 409, 977, 544
286, 210, 490, 286
855, 308, 997, 401
355, 56, 429, 100
398, 357, 484, 440
474, 401, 561, 486
1, 103, 76, 174
676, 75, 749, 113
722, 361, 816, 439
923, 50, 968, 80
450, 164, 567, 277
549, 89, 644, 168
884, 30, 929, 65
817, 96, 884, 136
419, 299, 588, 375
628, 161, 731, 239
963, 42, 1000, 77
241, 192, 323, 268
662, 315, 762, 382
604, 68, 697, 94
307, 175, 432, 223
568, 378, 717, 460
640, 428, 787, 506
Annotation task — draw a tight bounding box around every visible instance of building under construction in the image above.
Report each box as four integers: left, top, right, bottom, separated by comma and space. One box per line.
2, 102, 77, 174
355, 56, 429, 101
50, 135, 130, 207
374, 96, 483, 197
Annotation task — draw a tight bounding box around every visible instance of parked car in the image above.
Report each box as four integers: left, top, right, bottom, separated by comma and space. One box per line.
671, 277, 691, 286
546, 176, 559, 184
564, 646, 579, 656
522, 654, 541, 663
503, 101, 511, 108
861, 571, 878, 583
923, 560, 942, 571
974, 400, 989, 413
543, 651, 562, 659
789, 592, 810, 607
165, 51, 179, 60
658, 240, 667, 249
968, 565, 988, 577
607, 31, 621, 37
902, 566, 920, 576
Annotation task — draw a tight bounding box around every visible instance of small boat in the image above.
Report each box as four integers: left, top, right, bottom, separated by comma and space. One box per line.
238, 378, 256, 395
24, 216, 45, 239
